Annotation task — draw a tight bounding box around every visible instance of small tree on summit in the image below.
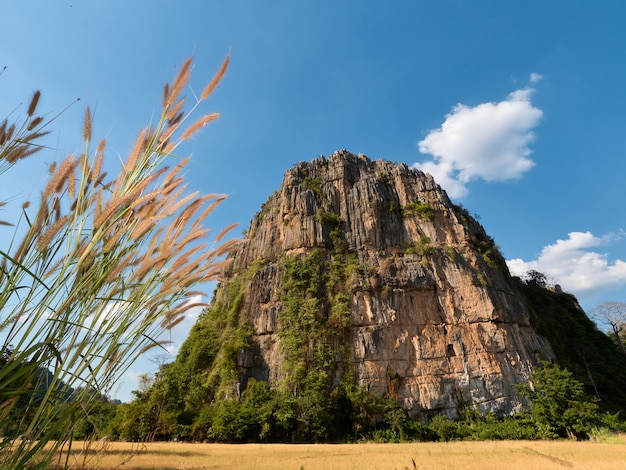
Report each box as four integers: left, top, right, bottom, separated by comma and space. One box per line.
590, 301, 626, 355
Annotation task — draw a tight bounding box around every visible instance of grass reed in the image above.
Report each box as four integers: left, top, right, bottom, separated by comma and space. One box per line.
0, 55, 234, 469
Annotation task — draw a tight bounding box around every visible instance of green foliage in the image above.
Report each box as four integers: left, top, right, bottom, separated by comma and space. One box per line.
518, 277, 626, 413
277, 247, 360, 439
376, 170, 390, 185
426, 411, 540, 441
301, 175, 324, 203
329, 228, 346, 252
453, 203, 472, 226
517, 362, 600, 439
70, 396, 119, 440
103, 181, 626, 447
442, 244, 457, 260
329, 293, 352, 329
472, 234, 505, 270
207, 400, 253, 442
405, 236, 434, 256
315, 208, 342, 226
427, 414, 465, 441
112, 240, 384, 444
105, 257, 261, 443
257, 202, 270, 222
402, 200, 434, 220
375, 397, 434, 442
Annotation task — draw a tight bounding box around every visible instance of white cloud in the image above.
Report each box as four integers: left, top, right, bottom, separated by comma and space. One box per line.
506, 231, 626, 299
529, 72, 543, 83
414, 84, 543, 198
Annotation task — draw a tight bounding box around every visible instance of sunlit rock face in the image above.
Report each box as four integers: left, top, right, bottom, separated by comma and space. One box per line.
227, 150, 552, 418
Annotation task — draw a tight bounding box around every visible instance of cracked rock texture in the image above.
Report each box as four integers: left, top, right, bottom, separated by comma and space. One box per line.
227, 150, 552, 417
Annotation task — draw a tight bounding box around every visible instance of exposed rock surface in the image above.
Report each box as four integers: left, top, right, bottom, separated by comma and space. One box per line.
227, 150, 553, 418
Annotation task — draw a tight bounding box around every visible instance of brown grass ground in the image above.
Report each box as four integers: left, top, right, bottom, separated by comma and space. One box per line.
56, 434, 626, 470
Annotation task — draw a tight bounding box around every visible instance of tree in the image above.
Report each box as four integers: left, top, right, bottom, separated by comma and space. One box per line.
525, 270, 549, 288
517, 362, 600, 440
590, 301, 626, 354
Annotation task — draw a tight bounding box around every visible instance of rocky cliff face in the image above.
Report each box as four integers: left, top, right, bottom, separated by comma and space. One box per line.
226, 150, 553, 418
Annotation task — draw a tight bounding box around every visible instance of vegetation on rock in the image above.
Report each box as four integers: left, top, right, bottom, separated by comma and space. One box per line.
402, 200, 434, 220
518, 276, 626, 413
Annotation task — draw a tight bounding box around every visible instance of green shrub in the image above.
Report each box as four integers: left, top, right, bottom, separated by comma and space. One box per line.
472, 234, 505, 270
516, 362, 600, 439
406, 237, 434, 256
376, 170, 390, 185
302, 175, 323, 202
402, 200, 435, 220
316, 208, 342, 226
428, 414, 464, 441
443, 244, 457, 260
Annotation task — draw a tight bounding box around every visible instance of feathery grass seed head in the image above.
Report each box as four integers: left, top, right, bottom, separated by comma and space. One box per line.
27, 116, 44, 131
37, 215, 69, 251
67, 165, 76, 200
43, 155, 76, 198
180, 113, 219, 141
0, 119, 7, 146
215, 222, 238, 243
162, 83, 170, 109
93, 193, 134, 228
124, 129, 148, 174
89, 139, 106, 183
84, 106, 92, 142
27, 90, 41, 117
2, 123, 15, 145
168, 56, 193, 106
201, 54, 230, 100
130, 217, 157, 241
166, 98, 185, 122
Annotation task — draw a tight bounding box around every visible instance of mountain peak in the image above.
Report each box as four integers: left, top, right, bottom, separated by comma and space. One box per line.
227, 150, 553, 417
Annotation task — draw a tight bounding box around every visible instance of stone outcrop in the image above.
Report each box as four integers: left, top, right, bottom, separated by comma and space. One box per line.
227, 150, 553, 418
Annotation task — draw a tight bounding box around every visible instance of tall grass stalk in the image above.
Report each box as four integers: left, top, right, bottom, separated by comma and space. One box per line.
0, 55, 235, 468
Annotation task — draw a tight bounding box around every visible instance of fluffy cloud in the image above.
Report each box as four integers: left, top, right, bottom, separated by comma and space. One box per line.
507, 231, 626, 299
414, 77, 543, 198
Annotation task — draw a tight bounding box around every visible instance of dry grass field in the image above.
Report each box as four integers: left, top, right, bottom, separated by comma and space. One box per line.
56, 435, 626, 470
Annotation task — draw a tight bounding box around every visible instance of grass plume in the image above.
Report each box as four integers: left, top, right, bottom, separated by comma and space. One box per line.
202, 54, 230, 99
0, 54, 235, 469
180, 113, 219, 141
27, 90, 41, 117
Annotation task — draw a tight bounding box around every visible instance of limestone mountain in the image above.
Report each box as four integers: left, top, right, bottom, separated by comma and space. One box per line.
121, 150, 626, 442
208, 150, 555, 418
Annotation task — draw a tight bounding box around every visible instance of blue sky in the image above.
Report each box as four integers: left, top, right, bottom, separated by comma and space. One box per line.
2, 1, 626, 401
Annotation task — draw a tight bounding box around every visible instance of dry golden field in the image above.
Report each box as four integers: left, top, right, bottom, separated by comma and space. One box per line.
56, 436, 626, 470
